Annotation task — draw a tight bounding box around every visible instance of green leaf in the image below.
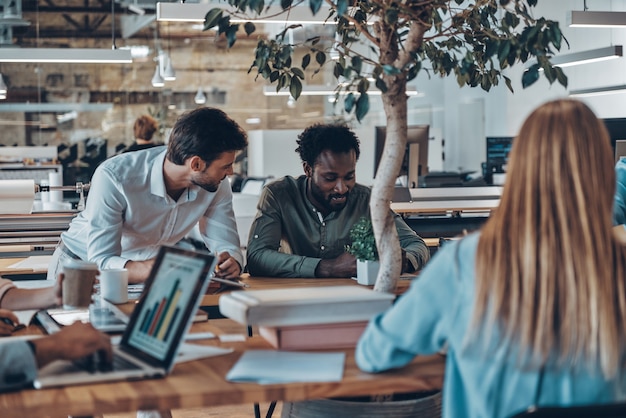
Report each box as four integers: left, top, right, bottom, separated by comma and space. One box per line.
355, 93, 370, 122
309, 0, 322, 15
549, 22, 562, 50
503, 75, 514, 93
357, 77, 369, 94
302, 54, 311, 70
522, 64, 540, 88
344, 93, 355, 112
375, 78, 387, 93
554, 66, 568, 88
351, 56, 362, 74
382, 64, 400, 75
203, 8, 223, 31
244, 22, 256, 36
269, 71, 280, 82
334, 62, 344, 78
226, 25, 239, 47
291, 67, 305, 79
336, 0, 348, 17
315, 51, 326, 65
498, 41, 511, 65
281, 0, 292, 10
385, 8, 399, 25
250, 0, 264, 14
290, 77, 302, 100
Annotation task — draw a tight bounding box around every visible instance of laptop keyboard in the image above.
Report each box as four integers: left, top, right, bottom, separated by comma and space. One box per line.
73, 352, 142, 374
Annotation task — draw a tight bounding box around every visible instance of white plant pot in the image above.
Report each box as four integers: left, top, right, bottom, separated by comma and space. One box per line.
356, 260, 380, 286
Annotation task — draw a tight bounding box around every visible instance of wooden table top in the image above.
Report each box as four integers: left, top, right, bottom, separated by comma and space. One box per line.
201, 275, 415, 307
0, 318, 445, 417
0, 257, 45, 275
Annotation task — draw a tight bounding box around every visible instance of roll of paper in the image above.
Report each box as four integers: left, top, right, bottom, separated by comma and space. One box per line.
48, 171, 63, 203
0, 179, 35, 214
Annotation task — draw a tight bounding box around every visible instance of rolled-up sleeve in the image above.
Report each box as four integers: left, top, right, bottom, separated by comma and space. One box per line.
0, 278, 16, 306
393, 211, 429, 271
199, 181, 243, 267
356, 239, 463, 373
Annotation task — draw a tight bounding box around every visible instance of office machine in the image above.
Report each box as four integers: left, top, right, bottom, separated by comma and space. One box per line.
485, 136, 514, 184
392, 186, 502, 253
375, 125, 430, 189
0, 180, 88, 258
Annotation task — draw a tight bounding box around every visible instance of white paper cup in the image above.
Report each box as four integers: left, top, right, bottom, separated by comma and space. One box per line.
99, 268, 129, 304
62, 259, 98, 309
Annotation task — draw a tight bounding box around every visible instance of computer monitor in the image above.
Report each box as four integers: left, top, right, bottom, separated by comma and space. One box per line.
375, 125, 429, 188
602, 118, 626, 163
486, 136, 514, 174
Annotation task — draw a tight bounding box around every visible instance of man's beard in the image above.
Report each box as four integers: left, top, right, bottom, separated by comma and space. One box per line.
310, 180, 349, 213
192, 178, 219, 193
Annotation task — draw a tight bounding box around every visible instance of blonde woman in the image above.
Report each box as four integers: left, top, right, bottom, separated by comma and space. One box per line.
356, 99, 626, 417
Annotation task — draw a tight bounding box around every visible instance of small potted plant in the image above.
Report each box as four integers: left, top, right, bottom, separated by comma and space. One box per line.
346, 217, 379, 285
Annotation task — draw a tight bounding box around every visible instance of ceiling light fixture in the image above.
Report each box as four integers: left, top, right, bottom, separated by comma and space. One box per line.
161, 53, 176, 80
194, 87, 207, 104
548, 45, 623, 68
0, 48, 132, 63
156, 2, 333, 24
263, 85, 422, 96
0, 0, 132, 64
151, 64, 164, 87
569, 84, 626, 97
568, 10, 626, 27
161, 24, 176, 81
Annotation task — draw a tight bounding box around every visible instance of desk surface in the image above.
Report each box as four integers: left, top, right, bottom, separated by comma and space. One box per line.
202, 275, 415, 307
0, 319, 445, 417
0, 257, 48, 275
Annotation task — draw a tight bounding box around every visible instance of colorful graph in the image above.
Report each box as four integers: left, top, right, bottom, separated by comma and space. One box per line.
138, 279, 182, 342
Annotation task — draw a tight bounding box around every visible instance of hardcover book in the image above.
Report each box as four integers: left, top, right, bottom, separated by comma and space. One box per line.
218, 285, 394, 327
258, 321, 369, 350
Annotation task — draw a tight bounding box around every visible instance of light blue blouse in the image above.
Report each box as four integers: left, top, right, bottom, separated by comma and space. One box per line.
356, 233, 626, 418
614, 158, 626, 225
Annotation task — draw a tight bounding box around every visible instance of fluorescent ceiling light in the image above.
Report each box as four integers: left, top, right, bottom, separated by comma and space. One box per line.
568, 10, 626, 27
569, 84, 626, 97
549, 45, 622, 68
263, 85, 422, 96
156, 2, 333, 24
0, 103, 113, 112
0, 48, 132, 63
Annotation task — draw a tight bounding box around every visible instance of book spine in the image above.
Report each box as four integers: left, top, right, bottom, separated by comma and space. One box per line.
244, 300, 393, 326
218, 293, 251, 325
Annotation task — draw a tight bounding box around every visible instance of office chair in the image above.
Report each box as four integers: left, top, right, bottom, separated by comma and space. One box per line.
510, 402, 626, 418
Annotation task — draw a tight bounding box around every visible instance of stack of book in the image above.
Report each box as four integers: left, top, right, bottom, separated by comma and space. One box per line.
218, 286, 394, 350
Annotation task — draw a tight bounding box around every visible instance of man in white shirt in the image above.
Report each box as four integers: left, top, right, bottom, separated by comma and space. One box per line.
48, 107, 248, 284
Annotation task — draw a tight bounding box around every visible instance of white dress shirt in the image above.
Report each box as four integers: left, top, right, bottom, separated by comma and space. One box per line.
61, 147, 242, 271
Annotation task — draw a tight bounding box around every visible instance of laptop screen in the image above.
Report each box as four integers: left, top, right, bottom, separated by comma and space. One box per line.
120, 245, 216, 369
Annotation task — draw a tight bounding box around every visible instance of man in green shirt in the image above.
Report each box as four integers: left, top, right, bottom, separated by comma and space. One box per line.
246, 124, 429, 278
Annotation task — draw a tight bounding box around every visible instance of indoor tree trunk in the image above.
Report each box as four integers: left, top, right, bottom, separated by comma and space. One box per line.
371, 77, 409, 293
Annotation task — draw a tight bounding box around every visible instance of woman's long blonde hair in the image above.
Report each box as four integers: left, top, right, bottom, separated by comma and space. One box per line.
474, 99, 626, 378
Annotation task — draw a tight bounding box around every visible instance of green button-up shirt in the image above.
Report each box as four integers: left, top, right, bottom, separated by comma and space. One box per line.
246, 175, 430, 277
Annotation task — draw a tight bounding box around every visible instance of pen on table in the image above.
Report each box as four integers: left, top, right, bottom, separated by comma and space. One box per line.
211, 276, 250, 288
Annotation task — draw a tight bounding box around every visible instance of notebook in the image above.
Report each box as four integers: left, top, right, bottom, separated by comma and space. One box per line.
33, 245, 216, 389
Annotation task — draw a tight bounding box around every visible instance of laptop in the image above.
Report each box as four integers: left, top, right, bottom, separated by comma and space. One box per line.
33, 245, 217, 389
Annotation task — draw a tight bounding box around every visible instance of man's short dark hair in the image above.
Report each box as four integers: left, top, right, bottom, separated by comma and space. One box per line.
166, 107, 248, 165
295, 124, 360, 167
